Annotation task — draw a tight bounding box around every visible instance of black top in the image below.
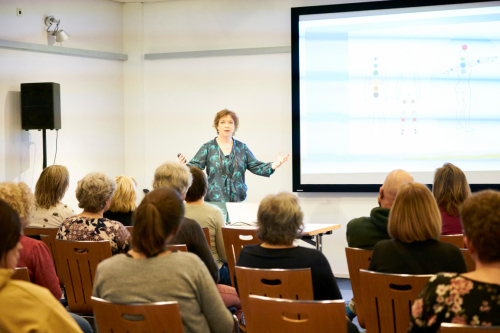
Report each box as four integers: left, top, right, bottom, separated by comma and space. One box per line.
368, 239, 467, 275
235, 245, 342, 301
103, 210, 134, 227
168, 217, 219, 283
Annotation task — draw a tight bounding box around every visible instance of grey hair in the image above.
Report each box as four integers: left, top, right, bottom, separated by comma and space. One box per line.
257, 192, 304, 246
76, 172, 116, 213
153, 162, 193, 195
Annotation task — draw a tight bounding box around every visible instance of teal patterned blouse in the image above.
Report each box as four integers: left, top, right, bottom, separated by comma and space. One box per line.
188, 138, 275, 202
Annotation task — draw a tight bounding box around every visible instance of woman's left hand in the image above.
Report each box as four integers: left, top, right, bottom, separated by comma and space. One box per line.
271, 151, 290, 170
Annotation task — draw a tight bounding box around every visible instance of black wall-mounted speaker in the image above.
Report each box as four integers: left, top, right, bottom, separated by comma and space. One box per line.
21, 82, 61, 130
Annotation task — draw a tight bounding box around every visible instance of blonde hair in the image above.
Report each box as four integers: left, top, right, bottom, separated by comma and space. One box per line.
109, 176, 137, 213
213, 109, 239, 135
388, 182, 442, 243
34, 165, 70, 209
0, 182, 34, 227
76, 173, 116, 213
433, 163, 471, 217
257, 192, 304, 246
153, 162, 192, 195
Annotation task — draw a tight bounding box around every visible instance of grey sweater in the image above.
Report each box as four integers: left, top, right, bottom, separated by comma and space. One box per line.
92, 251, 234, 333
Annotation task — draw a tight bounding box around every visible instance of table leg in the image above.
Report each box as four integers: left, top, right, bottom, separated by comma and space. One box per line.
315, 234, 323, 252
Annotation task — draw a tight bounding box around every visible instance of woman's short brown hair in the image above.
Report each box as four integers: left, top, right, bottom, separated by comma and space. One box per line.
433, 163, 471, 217
109, 176, 137, 213
388, 182, 442, 243
132, 188, 184, 257
76, 172, 116, 213
257, 192, 304, 246
0, 182, 34, 227
34, 165, 70, 209
460, 190, 500, 264
185, 167, 207, 203
213, 109, 239, 135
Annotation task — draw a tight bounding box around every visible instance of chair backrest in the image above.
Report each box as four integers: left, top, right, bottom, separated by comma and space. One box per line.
222, 227, 261, 287
166, 244, 188, 252
245, 295, 347, 333
23, 227, 63, 285
11, 267, 30, 282
235, 266, 314, 323
92, 297, 184, 333
359, 269, 433, 333
441, 323, 500, 333
125, 226, 133, 235
461, 249, 476, 272
439, 234, 465, 248
345, 247, 373, 328
56, 240, 112, 314
202, 227, 211, 248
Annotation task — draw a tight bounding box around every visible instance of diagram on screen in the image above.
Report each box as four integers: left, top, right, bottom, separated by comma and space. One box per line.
364, 56, 386, 133
397, 51, 421, 135
443, 45, 497, 132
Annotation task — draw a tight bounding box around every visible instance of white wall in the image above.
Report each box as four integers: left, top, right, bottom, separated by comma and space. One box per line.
0, 0, 124, 211
135, 0, 378, 277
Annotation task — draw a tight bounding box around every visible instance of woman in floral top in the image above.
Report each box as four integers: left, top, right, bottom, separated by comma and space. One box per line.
409, 190, 500, 331
56, 172, 130, 255
178, 109, 289, 203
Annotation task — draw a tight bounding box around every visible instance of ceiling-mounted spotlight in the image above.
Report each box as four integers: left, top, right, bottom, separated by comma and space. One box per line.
45, 16, 70, 43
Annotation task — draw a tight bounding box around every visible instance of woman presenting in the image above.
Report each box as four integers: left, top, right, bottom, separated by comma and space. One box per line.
179, 109, 288, 207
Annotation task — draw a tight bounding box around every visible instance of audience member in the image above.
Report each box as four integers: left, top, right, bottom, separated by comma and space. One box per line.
433, 163, 470, 235
0, 182, 62, 300
56, 172, 130, 255
185, 166, 229, 285
153, 162, 218, 282
103, 175, 137, 226
30, 165, 75, 228
409, 190, 500, 331
236, 192, 359, 333
0, 199, 84, 333
369, 182, 467, 274
347, 169, 414, 250
93, 188, 234, 333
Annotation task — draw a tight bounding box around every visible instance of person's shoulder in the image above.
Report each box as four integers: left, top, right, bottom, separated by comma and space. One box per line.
239, 243, 262, 254
347, 215, 371, 230
19, 234, 41, 251
294, 246, 329, 262
182, 216, 201, 227
101, 218, 125, 229
8, 279, 62, 308
372, 239, 395, 251
96, 253, 128, 272
427, 272, 459, 286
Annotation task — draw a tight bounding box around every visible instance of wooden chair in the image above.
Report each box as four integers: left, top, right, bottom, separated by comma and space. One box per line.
441, 323, 500, 333
56, 240, 112, 314
125, 226, 133, 235
23, 227, 64, 285
11, 267, 30, 282
461, 249, 476, 272
91, 297, 184, 333
359, 269, 433, 333
222, 227, 261, 287
235, 266, 314, 323
439, 234, 465, 248
166, 244, 188, 252
345, 247, 373, 328
245, 295, 347, 333
202, 227, 211, 248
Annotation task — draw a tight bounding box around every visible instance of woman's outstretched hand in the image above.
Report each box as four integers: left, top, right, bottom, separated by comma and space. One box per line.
271, 151, 290, 170
178, 154, 187, 164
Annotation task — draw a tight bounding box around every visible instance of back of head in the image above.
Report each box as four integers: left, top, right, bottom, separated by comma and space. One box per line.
433, 163, 470, 217
34, 165, 69, 209
257, 192, 304, 246
109, 176, 137, 213
388, 182, 441, 243
0, 182, 33, 227
153, 162, 192, 195
380, 169, 414, 208
76, 172, 116, 213
132, 188, 184, 257
0, 199, 22, 267
461, 190, 500, 264
185, 167, 208, 203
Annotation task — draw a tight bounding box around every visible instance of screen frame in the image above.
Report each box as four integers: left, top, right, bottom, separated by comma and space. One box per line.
291, 0, 500, 193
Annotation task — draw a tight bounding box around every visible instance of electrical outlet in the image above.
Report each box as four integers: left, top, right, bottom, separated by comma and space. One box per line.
17, 8, 22, 17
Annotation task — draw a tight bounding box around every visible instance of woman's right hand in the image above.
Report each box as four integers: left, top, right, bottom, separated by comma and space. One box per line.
178, 154, 187, 164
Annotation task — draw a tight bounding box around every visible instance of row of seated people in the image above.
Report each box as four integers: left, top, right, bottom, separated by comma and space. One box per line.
0, 160, 498, 332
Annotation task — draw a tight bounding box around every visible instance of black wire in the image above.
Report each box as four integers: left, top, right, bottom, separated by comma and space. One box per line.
53, 130, 59, 165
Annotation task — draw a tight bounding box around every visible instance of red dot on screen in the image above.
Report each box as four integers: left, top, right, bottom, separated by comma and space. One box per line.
413, 118, 416, 121
462, 45, 468, 50
402, 118, 405, 122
